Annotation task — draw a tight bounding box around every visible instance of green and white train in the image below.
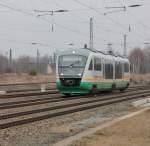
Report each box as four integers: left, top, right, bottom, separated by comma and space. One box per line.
56, 48, 130, 96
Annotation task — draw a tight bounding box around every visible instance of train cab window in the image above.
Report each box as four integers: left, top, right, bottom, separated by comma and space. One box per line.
124, 63, 129, 73
94, 58, 101, 71
89, 59, 93, 70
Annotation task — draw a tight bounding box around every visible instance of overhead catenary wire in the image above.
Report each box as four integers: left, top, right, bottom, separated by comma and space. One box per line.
0, 2, 35, 16
0, 1, 99, 53
0, 1, 89, 39
0, 0, 149, 51
41, 0, 127, 48
72, 0, 150, 44
38, 0, 122, 49
0, 0, 136, 39
52, 0, 124, 35
127, 10, 150, 31
72, 0, 128, 31
0, 37, 57, 48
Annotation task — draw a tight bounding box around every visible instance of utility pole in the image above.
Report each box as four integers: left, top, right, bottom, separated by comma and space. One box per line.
89, 17, 94, 49
123, 34, 127, 57
104, 4, 142, 57
9, 48, 12, 68
36, 49, 40, 72
53, 52, 56, 64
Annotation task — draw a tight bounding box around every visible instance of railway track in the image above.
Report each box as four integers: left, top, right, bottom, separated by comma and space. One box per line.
0, 82, 146, 94
0, 82, 55, 87
6, 88, 56, 93
0, 83, 148, 98
0, 86, 150, 130
128, 85, 150, 90
0, 84, 149, 99
0, 85, 149, 109
127, 86, 150, 92
12, 85, 144, 94
0, 81, 56, 94
0, 85, 150, 109
0, 90, 59, 99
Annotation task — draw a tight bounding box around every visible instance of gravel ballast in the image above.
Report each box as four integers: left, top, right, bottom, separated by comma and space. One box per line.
0, 98, 139, 146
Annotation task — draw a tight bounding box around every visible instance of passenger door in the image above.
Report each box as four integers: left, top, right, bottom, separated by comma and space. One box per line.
93, 57, 102, 82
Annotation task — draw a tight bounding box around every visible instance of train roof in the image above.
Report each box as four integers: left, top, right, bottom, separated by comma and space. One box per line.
58, 48, 91, 57
58, 48, 129, 61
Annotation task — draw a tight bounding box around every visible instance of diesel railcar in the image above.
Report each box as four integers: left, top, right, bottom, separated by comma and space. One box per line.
56, 48, 130, 96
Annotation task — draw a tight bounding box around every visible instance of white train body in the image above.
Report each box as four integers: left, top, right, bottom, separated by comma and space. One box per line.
56, 48, 130, 95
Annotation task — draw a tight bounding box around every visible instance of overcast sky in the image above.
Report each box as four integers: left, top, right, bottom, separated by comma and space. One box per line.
0, 0, 150, 58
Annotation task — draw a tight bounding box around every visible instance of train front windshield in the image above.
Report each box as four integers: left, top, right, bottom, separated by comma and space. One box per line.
58, 55, 87, 77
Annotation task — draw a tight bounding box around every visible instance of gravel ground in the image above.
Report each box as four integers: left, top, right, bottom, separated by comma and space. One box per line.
72, 109, 150, 146
0, 98, 139, 146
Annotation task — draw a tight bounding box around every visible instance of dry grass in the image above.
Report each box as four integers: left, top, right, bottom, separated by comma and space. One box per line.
0, 73, 56, 85
73, 110, 150, 146
131, 74, 150, 84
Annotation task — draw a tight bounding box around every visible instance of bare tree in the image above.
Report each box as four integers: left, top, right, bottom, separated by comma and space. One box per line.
129, 48, 144, 74
0, 54, 9, 73
143, 46, 150, 73
0, 53, 55, 74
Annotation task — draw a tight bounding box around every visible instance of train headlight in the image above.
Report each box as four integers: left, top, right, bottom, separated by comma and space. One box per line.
78, 73, 82, 76
60, 73, 64, 76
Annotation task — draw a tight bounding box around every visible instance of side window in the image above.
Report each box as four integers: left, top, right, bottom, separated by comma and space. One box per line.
119, 62, 123, 78
94, 58, 101, 71
124, 63, 129, 72
89, 59, 93, 70
105, 60, 113, 79
115, 62, 123, 79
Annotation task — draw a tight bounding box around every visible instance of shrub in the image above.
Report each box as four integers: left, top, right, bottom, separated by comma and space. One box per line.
29, 70, 37, 76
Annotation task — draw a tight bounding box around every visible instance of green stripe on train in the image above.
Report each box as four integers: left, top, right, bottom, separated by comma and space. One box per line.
56, 80, 129, 94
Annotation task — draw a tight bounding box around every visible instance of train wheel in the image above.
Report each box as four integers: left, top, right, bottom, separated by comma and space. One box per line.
64, 93, 71, 97
91, 85, 97, 95
119, 88, 126, 92
112, 84, 116, 90
120, 84, 129, 92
